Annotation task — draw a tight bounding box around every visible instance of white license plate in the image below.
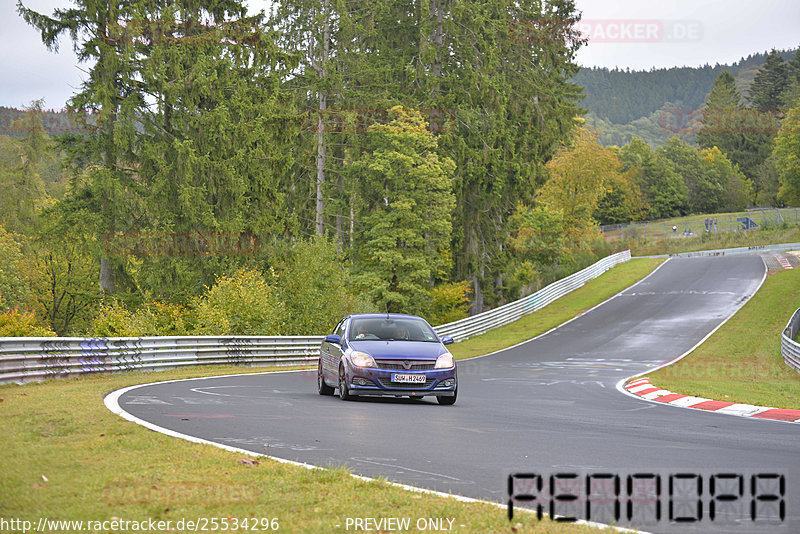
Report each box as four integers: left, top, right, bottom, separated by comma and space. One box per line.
391, 373, 426, 383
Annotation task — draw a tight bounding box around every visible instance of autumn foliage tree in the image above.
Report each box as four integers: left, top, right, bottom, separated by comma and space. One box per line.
537, 127, 625, 251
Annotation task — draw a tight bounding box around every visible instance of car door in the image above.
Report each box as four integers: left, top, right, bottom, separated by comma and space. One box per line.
322, 319, 347, 378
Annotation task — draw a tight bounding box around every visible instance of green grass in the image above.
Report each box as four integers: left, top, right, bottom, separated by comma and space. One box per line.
599, 206, 800, 258
603, 207, 800, 241
623, 225, 800, 257
449, 258, 665, 360
645, 267, 800, 410
0, 365, 604, 534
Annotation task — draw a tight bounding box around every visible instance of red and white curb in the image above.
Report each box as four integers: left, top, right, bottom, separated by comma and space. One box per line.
624, 377, 800, 423
778, 256, 793, 269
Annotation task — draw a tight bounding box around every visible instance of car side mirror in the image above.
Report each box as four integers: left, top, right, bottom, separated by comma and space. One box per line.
324, 334, 342, 344
441, 336, 454, 346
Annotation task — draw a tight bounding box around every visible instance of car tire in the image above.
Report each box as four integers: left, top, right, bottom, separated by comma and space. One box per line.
338, 364, 355, 401
318, 360, 334, 396
437, 386, 457, 405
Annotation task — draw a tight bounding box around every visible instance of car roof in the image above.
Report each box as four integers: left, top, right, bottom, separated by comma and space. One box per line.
346, 313, 427, 321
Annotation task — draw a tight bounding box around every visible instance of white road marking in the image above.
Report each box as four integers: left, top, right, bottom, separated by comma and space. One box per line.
350, 457, 464, 482
124, 396, 171, 405
190, 386, 294, 406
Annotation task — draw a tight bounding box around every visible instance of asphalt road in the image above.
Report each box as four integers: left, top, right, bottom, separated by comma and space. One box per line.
116, 256, 800, 533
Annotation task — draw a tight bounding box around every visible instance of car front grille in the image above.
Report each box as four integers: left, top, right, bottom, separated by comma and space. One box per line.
377, 378, 436, 389
375, 360, 436, 370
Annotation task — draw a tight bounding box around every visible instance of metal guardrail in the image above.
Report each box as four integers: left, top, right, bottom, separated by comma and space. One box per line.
657, 242, 800, 259
782, 308, 800, 373
0, 336, 323, 384
434, 250, 631, 341
0, 251, 632, 385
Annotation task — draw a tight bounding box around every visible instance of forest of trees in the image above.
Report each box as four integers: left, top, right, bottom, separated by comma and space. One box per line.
575, 49, 797, 124
576, 48, 798, 147
1, 1, 799, 338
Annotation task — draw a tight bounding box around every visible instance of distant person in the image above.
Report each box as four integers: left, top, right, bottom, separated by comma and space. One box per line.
672, 225, 677, 235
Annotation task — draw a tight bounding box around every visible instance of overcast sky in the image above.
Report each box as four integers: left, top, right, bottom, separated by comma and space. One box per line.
2, 0, 798, 110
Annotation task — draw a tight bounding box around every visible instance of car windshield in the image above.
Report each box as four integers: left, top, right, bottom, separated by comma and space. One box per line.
349, 317, 439, 342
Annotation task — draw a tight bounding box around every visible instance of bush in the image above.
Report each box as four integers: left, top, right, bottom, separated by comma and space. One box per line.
91, 299, 141, 337
135, 300, 195, 336
271, 237, 366, 334
0, 226, 32, 311
427, 281, 472, 325
194, 268, 284, 335
90, 299, 197, 337
25, 240, 100, 335
0, 301, 56, 337
85, 239, 372, 337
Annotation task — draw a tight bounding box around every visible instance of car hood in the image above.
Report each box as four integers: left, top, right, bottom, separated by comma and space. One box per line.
349, 340, 447, 360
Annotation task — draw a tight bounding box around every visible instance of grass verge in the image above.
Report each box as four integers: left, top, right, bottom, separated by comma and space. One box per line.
645, 267, 800, 410
0, 369, 604, 533
624, 225, 800, 257
449, 258, 665, 360
603, 208, 800, 244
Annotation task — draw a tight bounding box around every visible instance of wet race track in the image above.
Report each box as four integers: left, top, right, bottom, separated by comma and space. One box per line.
112, 256, 800, 533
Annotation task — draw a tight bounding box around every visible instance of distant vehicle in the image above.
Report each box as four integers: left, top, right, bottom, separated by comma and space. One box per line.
317, 313, 457, 405
737, 217, 759, 230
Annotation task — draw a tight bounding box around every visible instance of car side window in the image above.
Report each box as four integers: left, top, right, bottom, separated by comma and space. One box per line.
335, 319, 347, 339
331, 320, 343, 335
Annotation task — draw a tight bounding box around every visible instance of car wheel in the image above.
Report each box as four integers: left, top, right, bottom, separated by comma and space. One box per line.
437, 386, 457, 405
338, 364, 354, 401
318, 360, 334, 396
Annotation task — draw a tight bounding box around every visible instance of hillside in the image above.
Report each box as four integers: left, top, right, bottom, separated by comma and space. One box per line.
575, 48, 797, 147
0, 106, 88, 137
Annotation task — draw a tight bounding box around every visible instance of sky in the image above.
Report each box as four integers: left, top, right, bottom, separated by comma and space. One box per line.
1, 0, 798, 110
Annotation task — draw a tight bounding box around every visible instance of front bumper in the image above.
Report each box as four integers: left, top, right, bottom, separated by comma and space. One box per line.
345, 366, 456, 397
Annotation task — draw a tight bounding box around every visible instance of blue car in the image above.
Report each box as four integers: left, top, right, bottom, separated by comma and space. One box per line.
317, 313, 457, 405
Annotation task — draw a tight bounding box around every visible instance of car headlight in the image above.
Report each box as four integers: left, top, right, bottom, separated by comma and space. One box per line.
435, 352, 455, 369
350, 351, 377, 368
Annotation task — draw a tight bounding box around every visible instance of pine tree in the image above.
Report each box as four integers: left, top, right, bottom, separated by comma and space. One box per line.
783, 48, 800, 107
789, 48, 800, 84
271, 0, 382, 239
128, 3, 299, 297
748, 49, 790, 111
698, 70, 776, 205
18, 0, 141, 293
273, 0, 586, 314
0, 100, 49, 234
434, 0, 585, 312
349, 107, 456, 315
697, 71, 742, 152
20, 1, 298, 299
